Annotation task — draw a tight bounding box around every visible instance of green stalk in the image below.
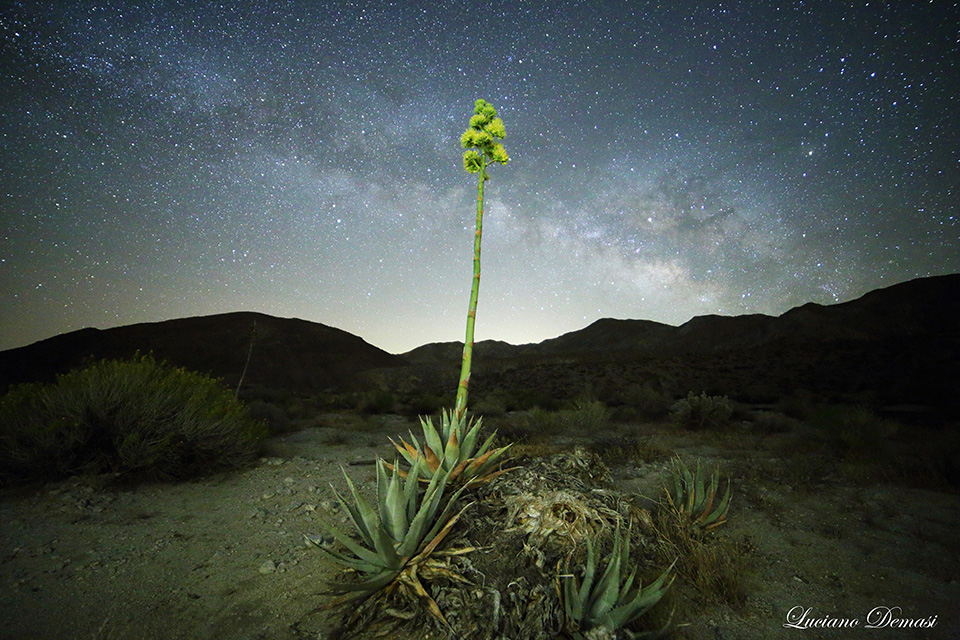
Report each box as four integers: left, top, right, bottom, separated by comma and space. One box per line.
455, 163, 486, 420
454, 99, 509, 420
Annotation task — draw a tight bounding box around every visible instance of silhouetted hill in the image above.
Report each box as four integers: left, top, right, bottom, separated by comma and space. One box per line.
520, 274, 960, 357
402, 274, 960, 413
533, 318, 676, 354
2, 275, 958, 414
0, 312, 405, 394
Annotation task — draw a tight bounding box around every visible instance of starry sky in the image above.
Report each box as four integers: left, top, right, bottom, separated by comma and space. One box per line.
2, 1, 958, 355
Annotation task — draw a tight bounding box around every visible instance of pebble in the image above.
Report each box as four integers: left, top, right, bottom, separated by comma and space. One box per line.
258, 560, 276, 574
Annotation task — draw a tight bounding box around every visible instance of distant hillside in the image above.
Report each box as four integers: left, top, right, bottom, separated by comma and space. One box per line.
0, 312, 405, 394
403, 274, 960, 412
531, 273, 960, 356
2, 275, 958, 413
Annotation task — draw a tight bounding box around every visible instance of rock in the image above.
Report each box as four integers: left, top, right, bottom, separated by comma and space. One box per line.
258, 560, 276, 574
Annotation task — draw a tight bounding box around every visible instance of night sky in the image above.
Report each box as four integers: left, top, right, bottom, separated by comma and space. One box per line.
2, 1, 958, 355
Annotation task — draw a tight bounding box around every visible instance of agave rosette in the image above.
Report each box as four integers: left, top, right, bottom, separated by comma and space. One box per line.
306, 457, 473, 623
387, 408, 514, 487
664, 456, 731, 532
560, 524, 675, 639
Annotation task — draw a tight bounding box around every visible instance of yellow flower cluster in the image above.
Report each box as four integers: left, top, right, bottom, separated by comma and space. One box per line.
460, 99, 509, 174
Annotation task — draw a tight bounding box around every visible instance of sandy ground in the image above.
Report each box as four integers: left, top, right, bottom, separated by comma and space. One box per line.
2, 413, 959, 640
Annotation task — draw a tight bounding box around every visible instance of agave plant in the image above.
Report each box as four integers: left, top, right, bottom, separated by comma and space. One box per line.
559, 524, 675, 639
306, 457, 474, 623
388, 100, 514, 488
387, 408, 514, 487
664, 456, 731, 532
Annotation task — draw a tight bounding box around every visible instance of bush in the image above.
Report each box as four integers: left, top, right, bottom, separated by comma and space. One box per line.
356, 389, 396, 415
0, 355, 268, 485
402, 391, 445, 416
669, 392, 733, 431
808, 404, 898, 457
559, 399, 610, 432
471, 395, 507, 417
622, 383, 673, 419
246, 400, 294, 435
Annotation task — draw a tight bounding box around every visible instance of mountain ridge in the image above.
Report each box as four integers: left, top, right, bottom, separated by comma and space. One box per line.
1, 274, 958, 411
0, 311, 405, 394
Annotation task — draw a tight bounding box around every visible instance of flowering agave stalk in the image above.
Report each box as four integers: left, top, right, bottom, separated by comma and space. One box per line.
306, 457, 474, 623
387, 408, 514, 487
559, 524, 675, 639
389, 100, 513, 488
454, 98, 509, 421
664, 456, 731, 532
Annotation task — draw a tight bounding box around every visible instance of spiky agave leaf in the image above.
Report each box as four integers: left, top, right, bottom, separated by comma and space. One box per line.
306, 458, 470, 604
665, 456, 731, 532
387, 408, 515, 487
560, 524, 675, 639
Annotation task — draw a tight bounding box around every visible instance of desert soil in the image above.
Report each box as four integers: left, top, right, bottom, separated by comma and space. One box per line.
2, 412, 959, 640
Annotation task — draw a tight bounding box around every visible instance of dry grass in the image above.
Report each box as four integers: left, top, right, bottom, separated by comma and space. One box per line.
587, 433, 674, 465
651, 508, 752, 611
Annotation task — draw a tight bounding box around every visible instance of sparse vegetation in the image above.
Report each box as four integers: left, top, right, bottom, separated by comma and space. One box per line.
470, 393, 508, 417
669, 392, 733, 431
808, 404, 898, 458
622, 383, 673, 420
588, 434, 673, 466
245, 399, 293, 434
652, 511, 751, 609
0, 354, 267, 485
560, 399, 611, 433
515, 401, 611, 436
356, 389, 396, 415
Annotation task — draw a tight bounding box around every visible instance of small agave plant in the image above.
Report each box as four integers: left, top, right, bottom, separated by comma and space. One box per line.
664, 456, 731, 532
559, 524, 675, 639
306, 457, 474, 623
387, 408, 514, 487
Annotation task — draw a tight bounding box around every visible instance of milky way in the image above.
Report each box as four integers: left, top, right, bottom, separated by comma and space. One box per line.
2, 1, 957, 354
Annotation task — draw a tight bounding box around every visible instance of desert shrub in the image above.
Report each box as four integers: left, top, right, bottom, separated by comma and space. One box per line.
653, 508, 751, 609
402, 390, 445, 416
749, 410, 797, 434
622, 383, 673, 419
356, 389, 396, 415
588, 434, 672, 465
0, 355, 267, 485
669, 392, 733, 431
559, 399, 610, 433
246, 400, 294, 435
508, 388, 561, 412
471, 393, 507, 417
484, 412, 541, 447
520, 406, 562, 433
808, 404, 898, 458
507, 401, 611, 439
777, 388, 816, 420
